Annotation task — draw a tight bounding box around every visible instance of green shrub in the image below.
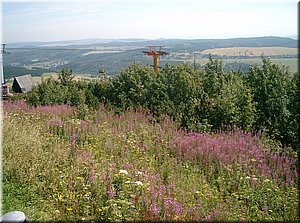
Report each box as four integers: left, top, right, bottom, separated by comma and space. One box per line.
25, 60, 299, 150
247, 58, 299, 148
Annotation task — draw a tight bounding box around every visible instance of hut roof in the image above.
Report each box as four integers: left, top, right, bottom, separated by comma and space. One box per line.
13, 74, 35, 93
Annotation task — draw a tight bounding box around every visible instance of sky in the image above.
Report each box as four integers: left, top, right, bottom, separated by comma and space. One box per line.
1, 0, 298, 43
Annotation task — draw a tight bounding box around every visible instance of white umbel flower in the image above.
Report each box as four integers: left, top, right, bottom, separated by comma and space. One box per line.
119, 169, 128, 175
134, 181, 143, 186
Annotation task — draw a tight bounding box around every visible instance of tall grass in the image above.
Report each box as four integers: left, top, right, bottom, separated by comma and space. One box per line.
2, 100, 299, 221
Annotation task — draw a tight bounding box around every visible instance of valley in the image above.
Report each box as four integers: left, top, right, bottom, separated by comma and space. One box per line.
3, 36, 298, 80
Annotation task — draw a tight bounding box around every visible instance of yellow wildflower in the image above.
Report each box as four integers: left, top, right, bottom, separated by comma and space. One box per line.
66, 207, 73, 211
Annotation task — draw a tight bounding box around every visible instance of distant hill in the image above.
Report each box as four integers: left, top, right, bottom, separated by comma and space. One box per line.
7, 36, 297, 50
4, 36, 297, 77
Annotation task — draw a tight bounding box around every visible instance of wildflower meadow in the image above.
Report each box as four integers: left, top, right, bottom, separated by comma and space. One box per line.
2, 100, 298, 221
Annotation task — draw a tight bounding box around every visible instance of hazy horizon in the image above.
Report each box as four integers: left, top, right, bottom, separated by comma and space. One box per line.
3, 35, 298, 45
2, 0, 298, 43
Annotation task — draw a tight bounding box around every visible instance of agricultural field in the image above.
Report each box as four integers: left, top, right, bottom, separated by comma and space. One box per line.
31, 73, 101, 85
192, 47, 298, 74
200, 47, 297, 57
2, 100, 299, 221
244, 58, 298, 74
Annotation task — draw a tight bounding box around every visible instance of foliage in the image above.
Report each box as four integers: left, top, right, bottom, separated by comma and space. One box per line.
26, 76, 99, 114
106, 64, 156, 109
104, 61, 256, 133
202, 57, 256, 131
25, 58, 299, 150
247, 58, 299, 149
2, 101, 299, 221
58, 68, 74, 86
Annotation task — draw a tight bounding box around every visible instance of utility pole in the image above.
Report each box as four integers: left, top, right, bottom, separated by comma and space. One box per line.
1, 44, 13, 99
193, 52, 202, 70
1, 44, 6, 85
142, 46, 168, 73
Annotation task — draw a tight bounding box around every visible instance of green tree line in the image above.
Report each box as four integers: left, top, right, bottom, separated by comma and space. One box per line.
25, 58, 299, 150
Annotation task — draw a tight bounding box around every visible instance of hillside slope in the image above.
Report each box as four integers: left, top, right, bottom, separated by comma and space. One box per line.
3, 36, 297, 77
